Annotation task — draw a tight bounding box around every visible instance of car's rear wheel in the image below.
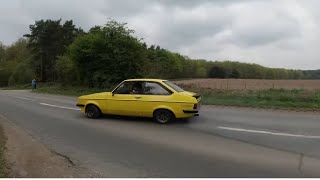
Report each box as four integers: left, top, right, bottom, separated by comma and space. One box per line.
85, 104, 101, 119
153, 109, 175, 124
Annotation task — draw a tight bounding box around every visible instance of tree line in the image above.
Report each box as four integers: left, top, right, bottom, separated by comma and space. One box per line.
0, 19, 318, 88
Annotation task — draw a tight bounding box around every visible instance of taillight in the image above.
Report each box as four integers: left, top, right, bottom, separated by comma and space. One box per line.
193, 104, 198, 109
193, 94, 201, 99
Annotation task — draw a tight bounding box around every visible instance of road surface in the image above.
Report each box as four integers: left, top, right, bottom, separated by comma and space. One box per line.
0, 90, 320, 177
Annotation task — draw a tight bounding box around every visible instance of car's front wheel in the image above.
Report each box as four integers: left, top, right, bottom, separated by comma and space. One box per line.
153, 109, 175, 124
85, 104, 101, 119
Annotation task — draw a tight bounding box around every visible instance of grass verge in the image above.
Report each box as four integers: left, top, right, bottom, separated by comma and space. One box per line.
31, 83, 109, 97
179, 84, 320, 109
2, 83, 320, 110
0, 124, 7, 177
0, 83, 31, 90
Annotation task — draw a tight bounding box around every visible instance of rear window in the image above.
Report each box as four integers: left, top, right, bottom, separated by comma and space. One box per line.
163, 81, 184, 92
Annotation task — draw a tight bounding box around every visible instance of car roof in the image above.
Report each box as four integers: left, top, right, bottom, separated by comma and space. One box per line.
124, 79, 167, 82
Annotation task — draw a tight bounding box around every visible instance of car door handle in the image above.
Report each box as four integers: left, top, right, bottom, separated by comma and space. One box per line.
135, 96, 142, 99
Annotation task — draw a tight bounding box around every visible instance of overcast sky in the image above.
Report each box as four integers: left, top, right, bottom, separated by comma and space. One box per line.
0, 0, 319, 70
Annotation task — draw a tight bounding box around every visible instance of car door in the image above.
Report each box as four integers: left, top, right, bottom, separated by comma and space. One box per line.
108, 81, 144, 116
139, 81, 173, 117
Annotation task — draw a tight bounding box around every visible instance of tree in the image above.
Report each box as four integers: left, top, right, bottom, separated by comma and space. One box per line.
67, 20, 146, 88
142, 46, 185, 79
55, 55, 78, 84
24, 19, 82, 82
1, 18, 316, 88
208, 66, 226, 78
8, 60, 35, 86
0, 42, 5, 63
229, 69, 240, 79
0, 39, 33, 87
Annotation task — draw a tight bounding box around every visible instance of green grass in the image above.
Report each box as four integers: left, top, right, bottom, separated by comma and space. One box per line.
31, 83, 111, 97
0, 125, 7, 178
180, 84, 320, 109
1, 83, 108, 96
0, 83, 31, 90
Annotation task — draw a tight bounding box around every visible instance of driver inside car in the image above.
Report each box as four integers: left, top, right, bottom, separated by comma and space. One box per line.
131, 83, 143, 94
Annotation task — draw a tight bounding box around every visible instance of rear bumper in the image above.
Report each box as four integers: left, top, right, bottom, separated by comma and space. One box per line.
76, 104, 85, 107
183, 110, 199, 114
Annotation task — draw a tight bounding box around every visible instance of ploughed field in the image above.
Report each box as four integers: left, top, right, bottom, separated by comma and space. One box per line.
174, 79, 320, 90
173, 79, 320, 109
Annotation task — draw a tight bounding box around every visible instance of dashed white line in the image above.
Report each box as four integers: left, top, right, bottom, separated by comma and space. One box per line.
40, 103, 81, 111
10, 96, 35, 101
218, 126, 320, 139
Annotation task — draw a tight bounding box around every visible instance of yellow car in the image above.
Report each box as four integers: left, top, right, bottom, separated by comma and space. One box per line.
76, 79, 201, 124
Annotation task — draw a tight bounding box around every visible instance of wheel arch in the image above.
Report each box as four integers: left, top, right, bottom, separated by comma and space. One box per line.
152, 106, 176, 118
85, 101, 101, 113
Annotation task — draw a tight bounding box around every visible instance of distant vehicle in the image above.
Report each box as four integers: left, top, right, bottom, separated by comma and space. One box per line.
76, 79, 201, 124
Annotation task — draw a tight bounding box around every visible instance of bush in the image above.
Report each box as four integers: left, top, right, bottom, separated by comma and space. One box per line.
68, 20, 145, 88
8, 76, 16, 86
8, 61, 35, 86
0, 68, 11, 87
55, 55, 78, 84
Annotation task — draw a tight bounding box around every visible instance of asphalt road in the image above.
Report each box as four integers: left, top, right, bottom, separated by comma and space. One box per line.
1, 90, 320, 177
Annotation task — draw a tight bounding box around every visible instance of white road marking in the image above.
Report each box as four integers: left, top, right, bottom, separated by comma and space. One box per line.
218, 126, 320, 139
40, 103, 81, 111
10, 96, 35, 101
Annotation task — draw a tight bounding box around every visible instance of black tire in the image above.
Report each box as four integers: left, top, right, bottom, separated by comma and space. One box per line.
85, 104, 101, 119
153, 109, 175, 124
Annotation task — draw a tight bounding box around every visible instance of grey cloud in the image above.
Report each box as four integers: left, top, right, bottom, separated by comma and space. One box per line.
101, 0, 154, 17
124, 3, 234, 50
0, 0, 319, 69
231, 16, 302, 47
226, 1, 303, 47
156, 14, 231, 49
159, 0, 254, 8
20, 0, 107, 30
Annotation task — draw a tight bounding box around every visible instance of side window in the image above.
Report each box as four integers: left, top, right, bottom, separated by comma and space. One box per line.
114, 81, 144, 94
144, 82, 171, 95
113, 82, 132, 94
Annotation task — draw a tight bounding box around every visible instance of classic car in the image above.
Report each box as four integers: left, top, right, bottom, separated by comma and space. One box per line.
76, 79, 201, 123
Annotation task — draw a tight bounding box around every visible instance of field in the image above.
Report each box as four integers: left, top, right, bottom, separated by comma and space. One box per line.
174, 79, 320, 110
174, 79, 320, 90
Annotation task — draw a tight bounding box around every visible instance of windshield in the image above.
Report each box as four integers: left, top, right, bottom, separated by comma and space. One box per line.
163, 81, 184, 92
